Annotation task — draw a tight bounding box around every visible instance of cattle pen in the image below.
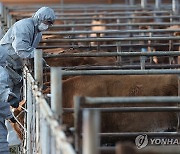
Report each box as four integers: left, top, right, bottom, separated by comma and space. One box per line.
1, 0, 180, 154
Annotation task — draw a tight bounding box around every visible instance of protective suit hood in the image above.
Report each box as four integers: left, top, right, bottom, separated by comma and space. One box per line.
32, 7, 55, 25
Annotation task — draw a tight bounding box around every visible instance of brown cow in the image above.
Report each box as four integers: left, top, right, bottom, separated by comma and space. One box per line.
44, 48, 117, 67
62, 75, 178, 133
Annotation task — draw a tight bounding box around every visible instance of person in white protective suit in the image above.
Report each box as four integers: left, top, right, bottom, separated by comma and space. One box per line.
0, 48, 18, 154
0, 6, 55, 70
0, 6, 55, 105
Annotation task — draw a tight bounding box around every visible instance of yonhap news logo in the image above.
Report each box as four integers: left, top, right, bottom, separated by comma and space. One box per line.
135, 134, 180, 149
135, 134, 148, 149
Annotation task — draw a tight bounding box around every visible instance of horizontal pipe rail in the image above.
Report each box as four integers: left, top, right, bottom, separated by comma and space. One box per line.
54, 10, 171, 16
43, 29, 180, 35
50, 22, 180, 29
41, 36, 180, 43
8, 4, 174, 12
63, 106, 180, 113
99, 132, 180, 137
38, 43, 180, 49
81, 107, 180, 112
83, 96, 180, 104
12, 10, 171, 18
62, 69, 180, 76
52, 15, 180, 21
43, 64, 180, 72
43, 51, 180, 58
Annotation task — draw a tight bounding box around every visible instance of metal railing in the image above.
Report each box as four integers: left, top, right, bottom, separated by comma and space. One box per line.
78, 96, 180, 154
22, 50, 75, 154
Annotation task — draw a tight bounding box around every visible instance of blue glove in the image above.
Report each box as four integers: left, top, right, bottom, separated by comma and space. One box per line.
9, 117, 17, 123
8, 97, 20, 108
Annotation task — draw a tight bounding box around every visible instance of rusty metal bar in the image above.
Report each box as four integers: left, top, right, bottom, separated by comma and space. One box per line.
53, 15, 180, 21
62, 69, 180, 76
43, 28, 180, 35
38, 43, 180, 49
41, 36, 180, 43
50, 22, 180, 29
43, 51, 180, 58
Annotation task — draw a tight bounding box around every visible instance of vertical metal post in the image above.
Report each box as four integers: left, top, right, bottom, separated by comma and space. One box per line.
141, 0, 147, 9
116, 18, 120, 30
129, 0, 135, 5
155, 0, 161, 10
60, 0, 64, 13
0, 3, 4, 19
177, 75, 180, 131
82, 109, 100, 154
116, 42, 122, 64
34, 49, 43, 88
140, 48, 146, 70
3, 6, 7, 27
23, 67, 27, 154
96, 33, 100, 51
7, 14, 11, 29
51, 67, 62, 123
27, 78, 33, 154
74, 96, 82, 154
172, 0, 179, 15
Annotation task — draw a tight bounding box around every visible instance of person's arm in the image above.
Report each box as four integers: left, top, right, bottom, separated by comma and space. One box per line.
12, 22, 36, 59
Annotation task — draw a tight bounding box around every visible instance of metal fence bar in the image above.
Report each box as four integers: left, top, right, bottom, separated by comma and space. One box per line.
99, 132, 180, 137
80, 107, 180, 112
54, 10, 170, 16
50, 67, 63, 123
46, 15, 180, 21
50, 22, 180, 29
24, 66, 75, 153
43, 51, 180, 58
38, 43, 180, 49
8, 4, 174, 12
172, 0, 179, 15
43, 29, 180, 35
141, 0, 147, 9
62, 106, 180, 113
84, 96, 180, 104
78, 95, 180, 154
26, 73, 33, 154
54, 64, 180, 70
155, 0, 161, 10
62, 69, 180, 76
41, 36, 180, 43
34, 49, 43, 88
83, 109, 100, 154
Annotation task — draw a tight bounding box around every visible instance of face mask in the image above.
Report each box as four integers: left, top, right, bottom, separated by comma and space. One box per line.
38, 23, 49, 31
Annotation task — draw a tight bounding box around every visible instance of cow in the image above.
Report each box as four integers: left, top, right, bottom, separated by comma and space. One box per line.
61, 75, 178, 134
43, 48, 117, 67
